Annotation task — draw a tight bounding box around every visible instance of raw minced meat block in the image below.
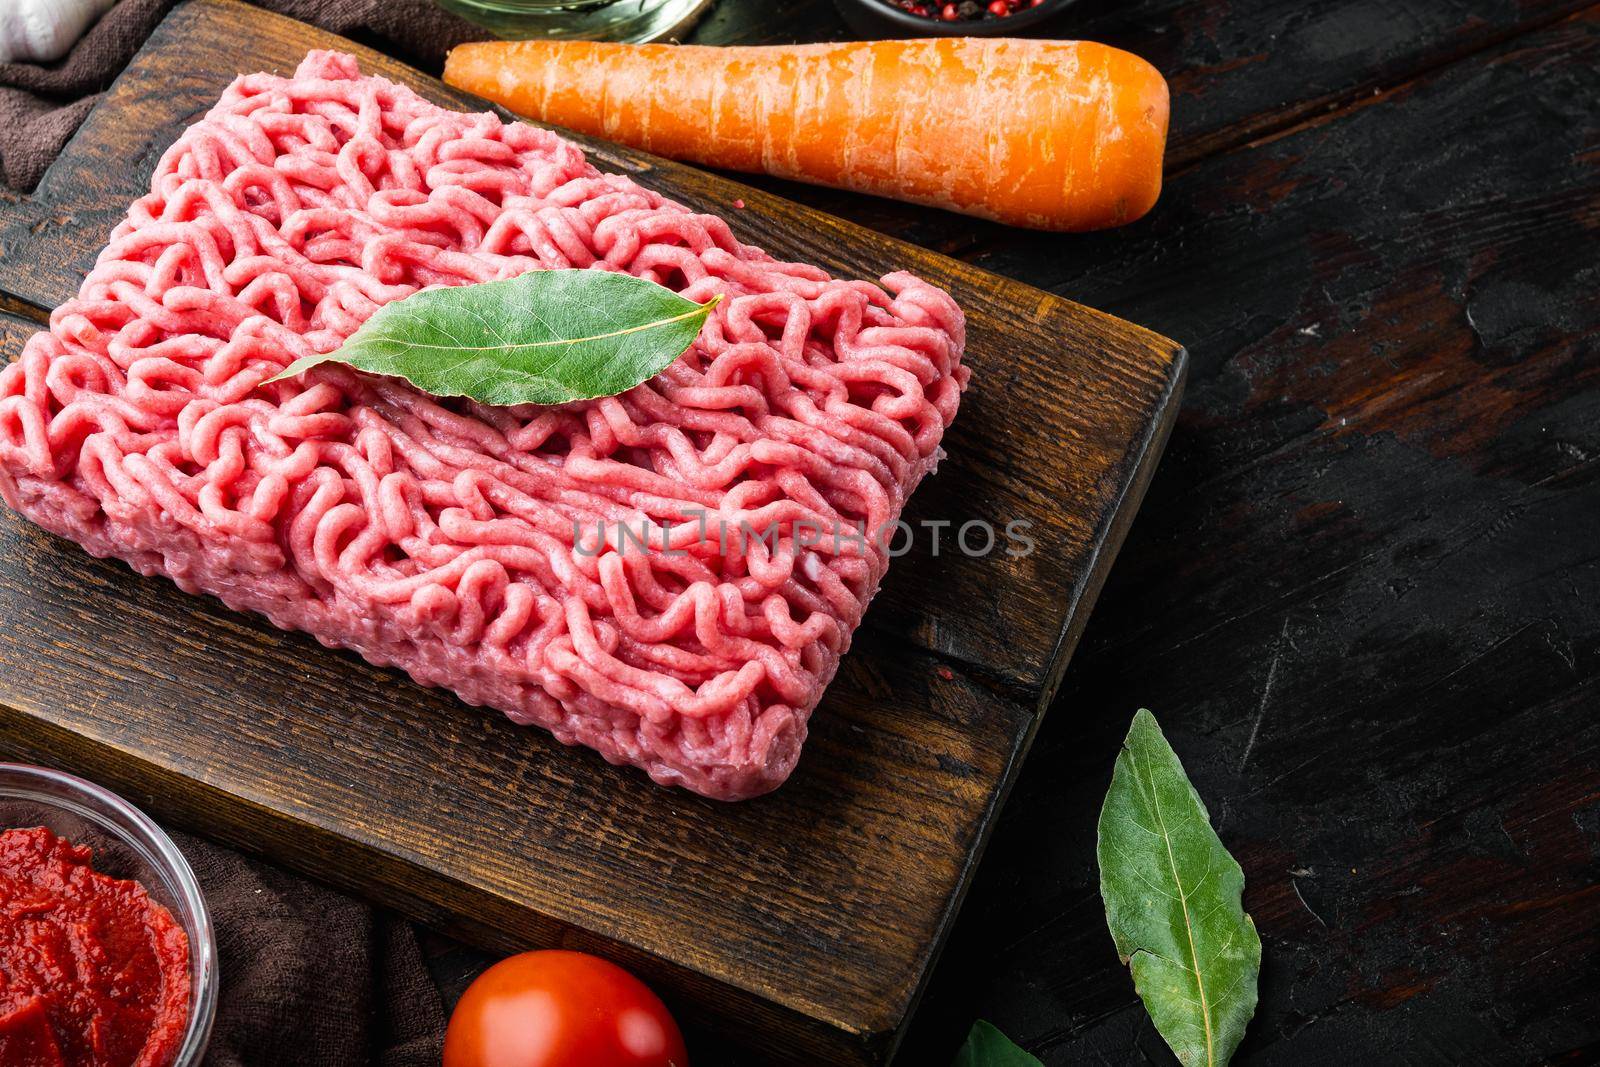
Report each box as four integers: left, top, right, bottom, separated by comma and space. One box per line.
0, 51, 966, 800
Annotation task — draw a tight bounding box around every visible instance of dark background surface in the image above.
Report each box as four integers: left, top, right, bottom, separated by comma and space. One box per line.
416, 1, 1600, 1063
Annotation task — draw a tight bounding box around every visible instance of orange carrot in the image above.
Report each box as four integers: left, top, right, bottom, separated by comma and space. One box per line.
444, 38, 1169, 232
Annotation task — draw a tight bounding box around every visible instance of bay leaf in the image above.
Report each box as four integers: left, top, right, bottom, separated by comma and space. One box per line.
1097, 709, 1260, 1067
268, 269, 721, 406
952, 1020, 1042, 1067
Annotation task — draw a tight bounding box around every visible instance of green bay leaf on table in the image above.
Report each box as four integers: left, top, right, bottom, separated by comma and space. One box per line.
268, 269, 721, 406
1097, 709, 1261, 1067
952, 1020, 1042, 1067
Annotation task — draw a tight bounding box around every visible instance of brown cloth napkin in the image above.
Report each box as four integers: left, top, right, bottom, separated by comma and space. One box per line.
172, 832, 447, 1066
0, 0, 482, 190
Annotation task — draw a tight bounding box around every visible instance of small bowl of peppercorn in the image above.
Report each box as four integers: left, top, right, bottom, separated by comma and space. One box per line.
833, 0, 1073, 37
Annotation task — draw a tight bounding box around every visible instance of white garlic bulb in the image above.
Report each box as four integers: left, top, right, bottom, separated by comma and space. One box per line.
0, 0, 118, 64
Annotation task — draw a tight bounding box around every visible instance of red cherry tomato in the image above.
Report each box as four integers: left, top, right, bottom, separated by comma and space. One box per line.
444, 950, 689, 1067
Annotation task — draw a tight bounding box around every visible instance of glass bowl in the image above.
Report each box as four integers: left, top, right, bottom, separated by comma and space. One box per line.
0, 763, 218, 1067
436, 0, 715, 42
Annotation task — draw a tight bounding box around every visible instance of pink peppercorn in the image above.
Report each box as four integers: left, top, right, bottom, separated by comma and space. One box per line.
892, 0, 1043, 17
894, 0, 1045, 18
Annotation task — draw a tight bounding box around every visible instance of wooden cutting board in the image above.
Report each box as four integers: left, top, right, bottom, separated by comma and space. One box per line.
0, 2, 1184, 1062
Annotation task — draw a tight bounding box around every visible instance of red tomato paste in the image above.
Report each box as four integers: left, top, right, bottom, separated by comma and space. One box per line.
0, 827, 191, 1067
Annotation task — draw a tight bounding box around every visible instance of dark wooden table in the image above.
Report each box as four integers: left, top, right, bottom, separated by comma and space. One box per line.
414, 1, 1600, 1063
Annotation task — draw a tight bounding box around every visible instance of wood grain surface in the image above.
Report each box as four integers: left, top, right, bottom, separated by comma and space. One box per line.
0, 2, 1184, 1063
653, 3, 1598, 1065
683, 0, 1600, 260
